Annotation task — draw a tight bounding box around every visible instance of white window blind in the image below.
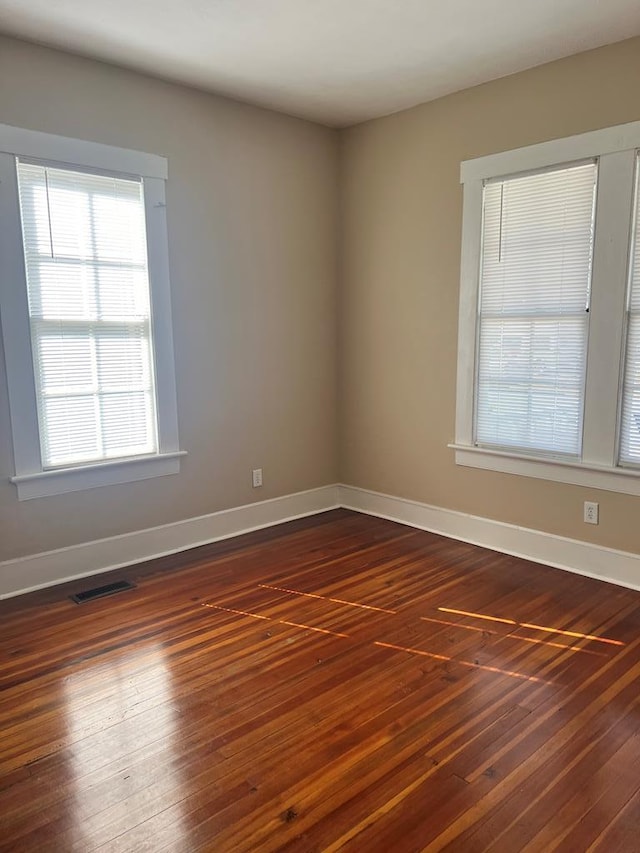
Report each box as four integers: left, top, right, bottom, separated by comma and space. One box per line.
16, 160, 158, 469
475, 162, 597, 456
619, 155, 640, 466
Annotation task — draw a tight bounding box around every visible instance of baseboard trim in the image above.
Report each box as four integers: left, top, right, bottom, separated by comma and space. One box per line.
0, 484, 340, 600
338, 484, 640, 593
3, 482, 639, 600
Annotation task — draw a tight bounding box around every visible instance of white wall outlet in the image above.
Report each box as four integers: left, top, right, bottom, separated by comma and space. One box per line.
252, 468, 263, 488
584, 501, 599, 525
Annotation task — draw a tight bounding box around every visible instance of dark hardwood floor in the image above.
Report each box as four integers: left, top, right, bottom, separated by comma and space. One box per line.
1, 508, 640, 851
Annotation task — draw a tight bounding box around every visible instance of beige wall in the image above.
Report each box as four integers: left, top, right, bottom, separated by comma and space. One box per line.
340, 37, 640, 553
0, 36, 339, 560
2, 33, 640, 567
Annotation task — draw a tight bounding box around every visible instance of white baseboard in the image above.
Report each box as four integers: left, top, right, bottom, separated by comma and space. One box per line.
0, 485, 340, 600
338, 484, 640, 593
3, 481, 639, 601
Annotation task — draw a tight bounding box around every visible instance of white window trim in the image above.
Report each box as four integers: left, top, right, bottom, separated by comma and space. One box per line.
454, 119, 640, 496
0, 123, 185, 500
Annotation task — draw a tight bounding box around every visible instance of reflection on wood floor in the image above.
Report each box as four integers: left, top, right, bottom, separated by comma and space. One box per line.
1, 508, 640, 851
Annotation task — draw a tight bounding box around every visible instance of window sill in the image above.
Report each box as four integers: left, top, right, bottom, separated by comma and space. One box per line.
10, 451, 187, 500
449, 443, 640, 496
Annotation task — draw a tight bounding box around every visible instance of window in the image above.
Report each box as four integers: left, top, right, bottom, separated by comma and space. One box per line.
18, 162, 158, 468
476, 163, 596, 456
453, 121, 640, 496
0, 124, 184, 499
619, 162, 640, 465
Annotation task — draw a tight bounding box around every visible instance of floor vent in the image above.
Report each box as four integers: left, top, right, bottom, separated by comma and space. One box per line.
70, 580, 136, 604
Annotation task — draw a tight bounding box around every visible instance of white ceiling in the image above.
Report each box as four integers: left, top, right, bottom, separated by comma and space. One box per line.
1, 0, 639, 127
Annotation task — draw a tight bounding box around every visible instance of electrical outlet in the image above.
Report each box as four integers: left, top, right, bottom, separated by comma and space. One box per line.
252, 468, 263, 488
584, 501, 599, 525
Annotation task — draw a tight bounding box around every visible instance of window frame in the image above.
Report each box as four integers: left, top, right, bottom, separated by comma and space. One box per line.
0, 124, 185, 500
452, 120, 640, 496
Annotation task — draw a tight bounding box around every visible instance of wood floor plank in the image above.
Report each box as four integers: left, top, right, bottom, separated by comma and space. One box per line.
1, 509, 640, 851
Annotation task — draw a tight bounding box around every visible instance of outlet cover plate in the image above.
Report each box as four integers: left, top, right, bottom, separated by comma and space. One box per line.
584, 501, 599, 524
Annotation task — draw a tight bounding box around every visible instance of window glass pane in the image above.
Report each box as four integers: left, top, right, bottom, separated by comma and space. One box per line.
35, 327, 94, 393
17, 161, 158, 468
100, 392, 155, 457
475, 162, 597, 456
95, 326, 151, 390
42, 396, 99, 467
619, 156, 640, 465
